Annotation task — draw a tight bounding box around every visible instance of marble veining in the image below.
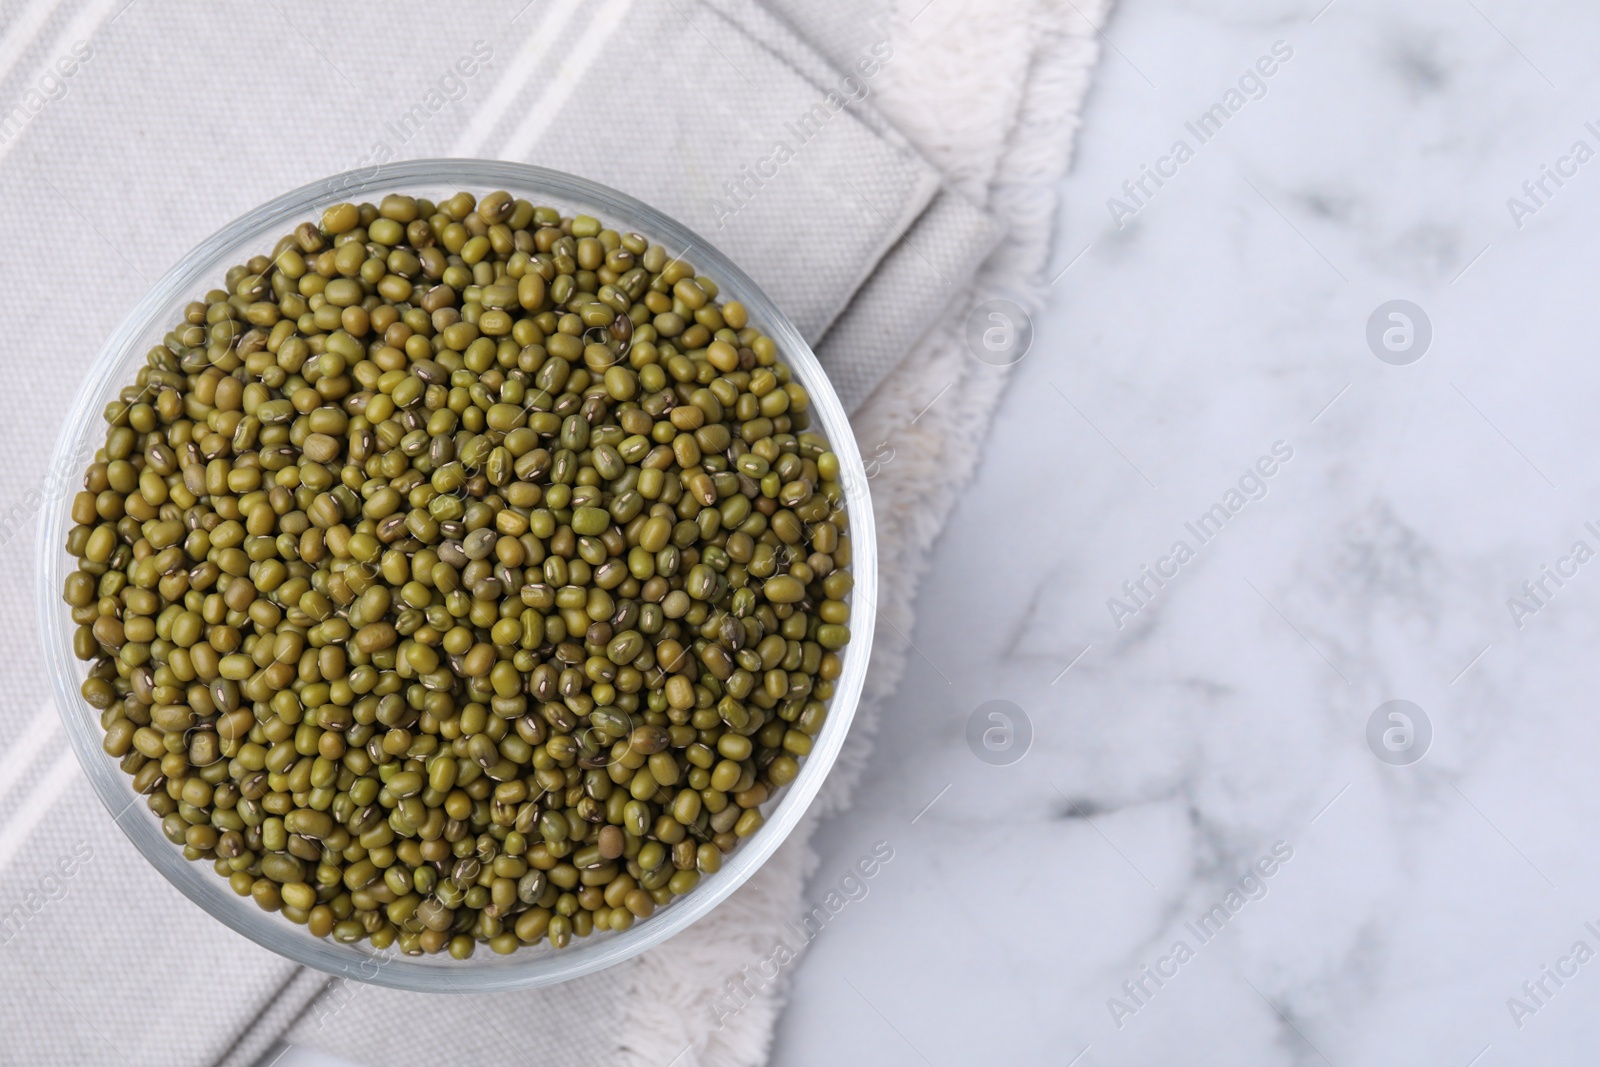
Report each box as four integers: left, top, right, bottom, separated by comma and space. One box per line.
773, 1, 1600, 1065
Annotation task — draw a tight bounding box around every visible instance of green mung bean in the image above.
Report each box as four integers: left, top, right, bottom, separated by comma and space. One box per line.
63, 190, 853, 957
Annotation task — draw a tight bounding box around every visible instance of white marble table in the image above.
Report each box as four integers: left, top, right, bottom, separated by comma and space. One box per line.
279, 2, 1600, 1065
770, 1, 1600, 1065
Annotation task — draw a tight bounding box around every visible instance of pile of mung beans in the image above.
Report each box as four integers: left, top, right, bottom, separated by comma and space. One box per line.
61, 190, 853, 958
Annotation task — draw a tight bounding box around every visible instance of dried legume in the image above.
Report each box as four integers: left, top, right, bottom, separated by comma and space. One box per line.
63, 191, 853, 956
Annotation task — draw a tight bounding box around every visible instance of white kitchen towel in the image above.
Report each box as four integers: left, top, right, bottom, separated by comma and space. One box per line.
598, 3, 1114, 1063
0, 1, 1106, 1065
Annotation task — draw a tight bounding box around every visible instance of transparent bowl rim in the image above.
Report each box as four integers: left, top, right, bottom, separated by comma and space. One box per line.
35, 159, 876, 993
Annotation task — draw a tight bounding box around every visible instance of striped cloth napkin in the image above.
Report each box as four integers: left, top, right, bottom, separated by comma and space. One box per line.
0, 0, 1107, 1064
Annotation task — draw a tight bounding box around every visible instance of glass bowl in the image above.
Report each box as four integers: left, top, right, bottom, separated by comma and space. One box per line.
35, 159, 875, 993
